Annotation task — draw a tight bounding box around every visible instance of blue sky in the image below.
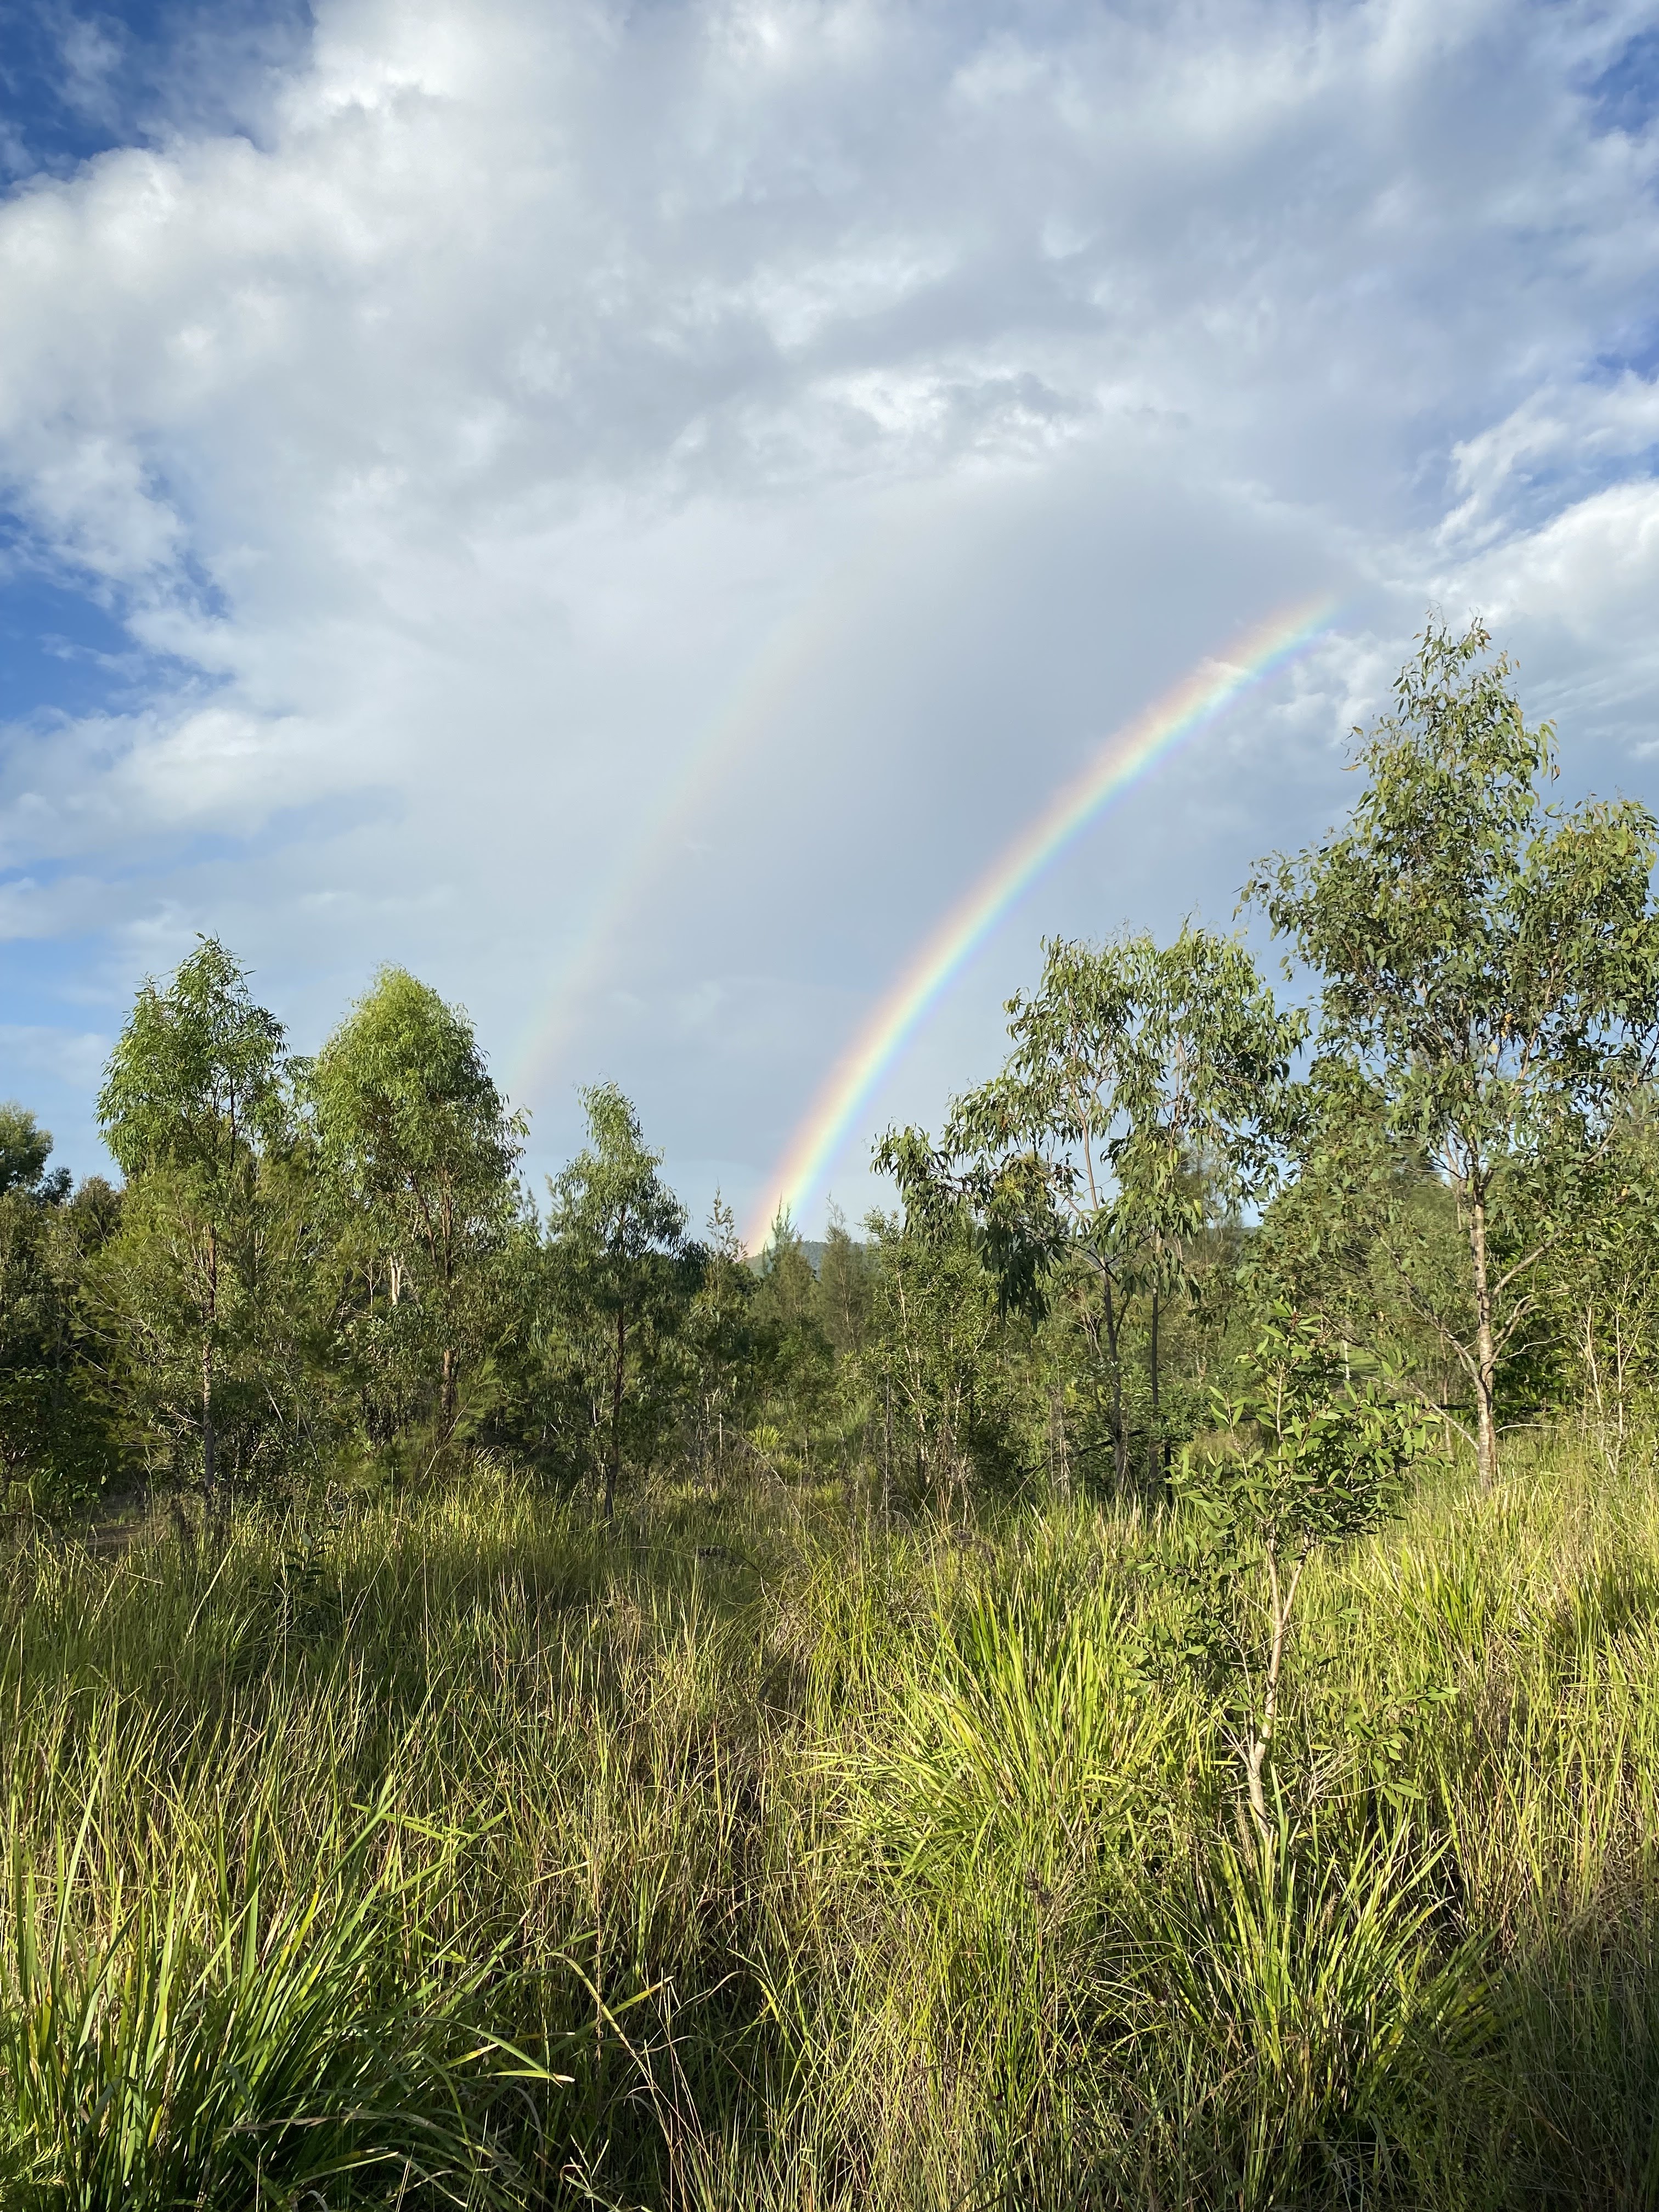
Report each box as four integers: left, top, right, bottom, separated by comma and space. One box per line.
3, 0, 1659, 1235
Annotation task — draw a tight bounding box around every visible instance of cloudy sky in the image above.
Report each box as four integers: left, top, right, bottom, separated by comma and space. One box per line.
2, 0, 1658, 1237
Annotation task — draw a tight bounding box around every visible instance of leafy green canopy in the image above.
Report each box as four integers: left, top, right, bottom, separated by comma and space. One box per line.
1249, 617, 1659, 1482
306, 968, 525, 1436
1250, 618, 1659, 1160
0, 1105, 57, 1201
306, 966, 521, 1227
1169, 1308, 1430, 1833
548, 1083, 689, 1276
97, 938, 287, 1181
956, 926, 1299, 1277
874, 926, 1301, 1496
545, 1082, 692, 1516
92, 939, 292, 1505
881, 926, 1300, 1322
0, 1141, 116, 1505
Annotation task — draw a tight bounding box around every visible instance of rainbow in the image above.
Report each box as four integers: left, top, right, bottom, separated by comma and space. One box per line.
505, 595, 853, 1104
746, 594, 1338, 1249
507, 493, 944, 1107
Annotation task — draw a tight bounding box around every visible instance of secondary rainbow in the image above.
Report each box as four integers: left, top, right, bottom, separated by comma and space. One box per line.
747, 594, 1338, 1249
507, 491, 950, 1107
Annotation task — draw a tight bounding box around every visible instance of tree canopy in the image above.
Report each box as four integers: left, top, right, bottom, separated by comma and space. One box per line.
1249, 616, 1659, 1483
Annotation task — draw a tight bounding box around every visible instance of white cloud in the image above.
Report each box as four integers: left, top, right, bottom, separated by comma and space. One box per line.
0, 1024, 109, 1098
1, 0, 1658, 1224
1443, 373, 1659, 546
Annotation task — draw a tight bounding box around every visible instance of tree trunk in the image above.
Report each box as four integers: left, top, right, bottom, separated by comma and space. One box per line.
1469, 1187, 1500, 1489
439, 1232, 456, 1433
605, 1306, 625, 1522
201, 1335, 216, 1509
882, 1376, 893, 1527
201, 1221, 218, 1510
1101, 1276, 1129, 1491
1146, 1284, 1160, 1496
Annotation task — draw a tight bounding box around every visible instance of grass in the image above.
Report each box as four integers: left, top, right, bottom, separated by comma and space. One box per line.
0, 1440, 1657, 2205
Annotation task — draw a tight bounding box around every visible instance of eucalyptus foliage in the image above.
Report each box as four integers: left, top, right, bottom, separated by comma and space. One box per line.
881, 924, 1300, 1489
1169, 1308, 1430, 1833
1250, 617, 1659, 1484
307, 967, 525, 1437
94, 939, 289, 1505
543, 1081, 692, 1519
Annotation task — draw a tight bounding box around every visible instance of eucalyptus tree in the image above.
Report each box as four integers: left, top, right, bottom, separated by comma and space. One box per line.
1250, 617, 1659, 1487
97, 938, 287, 1503
0, 1104, 67, 1203
858, 1200, 1012, 1517
0, 1113, 115, 1505
544, 1082, 691, 1520
1171, 1310, 1427, 1838
749, 1211, 837, 1475
818, 1207, 877, 1358
883, 926, 1301, 1491
307, 968, 524, 1437
1553, 1102, 1659, 1475
682, 1192, 765, 1479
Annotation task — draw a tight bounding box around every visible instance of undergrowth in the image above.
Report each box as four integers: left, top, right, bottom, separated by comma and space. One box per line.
1, 1441, 1657, 2207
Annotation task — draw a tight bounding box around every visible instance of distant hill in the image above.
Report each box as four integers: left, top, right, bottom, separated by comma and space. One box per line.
749, 1239, 830, 1274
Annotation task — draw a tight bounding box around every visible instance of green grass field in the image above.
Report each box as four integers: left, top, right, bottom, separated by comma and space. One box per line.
3, 1442, 1658, 2208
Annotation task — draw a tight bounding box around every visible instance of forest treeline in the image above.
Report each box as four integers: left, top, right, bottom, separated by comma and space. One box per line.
4, 614, 1659, 1527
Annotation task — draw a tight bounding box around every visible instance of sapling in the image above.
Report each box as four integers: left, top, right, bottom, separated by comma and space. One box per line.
1170, 1307, 1428, 1838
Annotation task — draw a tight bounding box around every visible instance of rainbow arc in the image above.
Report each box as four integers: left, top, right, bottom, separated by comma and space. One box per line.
746, 595, 1337, 1250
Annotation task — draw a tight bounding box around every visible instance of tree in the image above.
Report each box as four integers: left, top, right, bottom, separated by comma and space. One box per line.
0, 1104, 69, 1204
749, 1210, 836, 1480
0, 1114, 116, 1506
752, 1209, 818, 1337
1249, 617, 1659, 1486
1245, 1066, 1475, 1429
857, 1201, 1012, 1519
818, 1206, 876, 1357
884, 927, 1301, 1491
97, 939, 287, 1505
1170, 1310, 1427, 1837
307, 969, 524, 1437
682, 1193, 764, 1480
544, 1084, 690, 1520
1550, 1096, 1659, 1476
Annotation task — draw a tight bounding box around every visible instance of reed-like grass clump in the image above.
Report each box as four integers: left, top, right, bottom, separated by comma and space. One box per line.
2, 1441, 1657, 2208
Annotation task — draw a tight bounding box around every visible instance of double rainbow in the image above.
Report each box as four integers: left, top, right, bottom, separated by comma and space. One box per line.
746, 594, 1336, 1249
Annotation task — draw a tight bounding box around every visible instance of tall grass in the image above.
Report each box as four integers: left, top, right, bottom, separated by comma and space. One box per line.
1, 1443, 1657, 2205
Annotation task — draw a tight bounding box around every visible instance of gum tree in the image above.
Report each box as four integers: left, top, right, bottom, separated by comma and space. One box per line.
307, 968, 524, 1437
0, 1111, 116, 1505
0, 1105, 67, 1204
1250, 618, 1659, 1487
1171, 1309, 1427, 1838
544, 1083, 690, 1520
97, 938, 287, 1504
883, 926, 1302, 1491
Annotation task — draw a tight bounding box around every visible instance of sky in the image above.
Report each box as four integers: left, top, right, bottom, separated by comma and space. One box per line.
2, 0, 1658, 1241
